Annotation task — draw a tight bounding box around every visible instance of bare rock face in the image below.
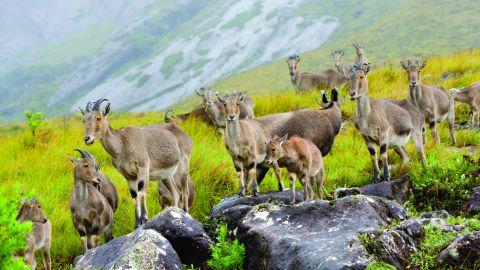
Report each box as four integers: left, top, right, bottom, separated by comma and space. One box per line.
209, 190, 304, 230
469, 186, 480, 215
361, 219, 424, 269
333, 187, 360, 199
74, 229, 182, 270
143, 207, 212, 269
438, 231, 480, 268
228, 195, 407, 270
359, 175, 412, 203
333, 175, 412, 203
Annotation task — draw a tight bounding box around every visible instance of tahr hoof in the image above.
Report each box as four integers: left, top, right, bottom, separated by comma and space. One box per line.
372, 175, 380, 183
237, 192, 245, 197
278, 187, 284, 192
253, 190, 259, 197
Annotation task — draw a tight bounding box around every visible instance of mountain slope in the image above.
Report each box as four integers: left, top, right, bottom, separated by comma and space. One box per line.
1, 0, 479, 122
211, 0, 480, 95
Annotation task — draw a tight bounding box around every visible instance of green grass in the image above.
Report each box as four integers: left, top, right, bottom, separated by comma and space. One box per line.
1, 50, 479, 269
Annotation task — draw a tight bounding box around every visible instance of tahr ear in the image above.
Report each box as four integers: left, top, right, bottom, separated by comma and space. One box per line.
361, 62, 371, 74
420, 60, 427, 70
104, 103, 111, 116
400, 60, 408, 71
79, 107, 85, 115
67, 156, 77, 164
280, 133, 288, 144
238, 93, 247, 103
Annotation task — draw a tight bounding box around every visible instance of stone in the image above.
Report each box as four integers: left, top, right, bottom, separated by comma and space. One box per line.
468, 186, 480, 216
362, 219, 424, 268
234, 195, 407, 270
359, 174, 412, 203
209, 190, 304, 230
438, 231, 480, 268
74, 229, 182, 270
142, 207, 212, 269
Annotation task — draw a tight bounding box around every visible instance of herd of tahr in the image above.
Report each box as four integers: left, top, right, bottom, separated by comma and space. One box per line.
17, 43, 480, 269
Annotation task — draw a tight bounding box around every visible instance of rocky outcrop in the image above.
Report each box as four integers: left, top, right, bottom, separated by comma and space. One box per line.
226, 195, 407, 270
359, 175, 412, 203
420, 210, 451, 219
438, 231, 480, 268
143, 207, 212, 269
333, 187, 360, 199
209, 190, 304, 230
468, 186, 480, 215
333, 175, 412, 203
361, 219, 424, 268
74, 229, 182, 270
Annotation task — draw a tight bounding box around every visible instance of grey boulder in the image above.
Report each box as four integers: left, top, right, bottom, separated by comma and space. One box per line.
74, 229, 182, 270
359, 174, 412, 203
361, 219, 424, 269
333, 175, 412, 203
143, 207, 212, 269
209, 190, 303, 230
235, 195, 408, 270
469, 186, 480, 215
438, 231, 480, 268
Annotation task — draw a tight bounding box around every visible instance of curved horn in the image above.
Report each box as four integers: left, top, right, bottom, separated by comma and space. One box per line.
85, 101, 92, 112
195, 88, 205, 96
93, 99, 109, 111
415, 58, 419, 66
164, 109, 174, 123
74, 149, 93, 159
407, 58, 412, 66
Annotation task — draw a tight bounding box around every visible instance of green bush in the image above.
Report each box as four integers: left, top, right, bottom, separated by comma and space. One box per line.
207, 224, 245, 270
0, 192, 31, 270
409, 150, 479, 214
24, 110, 44, 137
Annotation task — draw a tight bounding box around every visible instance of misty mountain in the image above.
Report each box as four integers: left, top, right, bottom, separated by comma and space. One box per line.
0, 0, 339, 121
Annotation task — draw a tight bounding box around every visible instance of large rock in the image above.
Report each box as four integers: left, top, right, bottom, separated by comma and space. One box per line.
438, 231, 480, 268
468, 186, 480, 215
143, 207, 212, 269
359, 174, 412, 203
234, 195, 408, 270
210, 190, 304, 230
74, 229, 182, 270
420, 210, 451, 219
361, 219, 424, 268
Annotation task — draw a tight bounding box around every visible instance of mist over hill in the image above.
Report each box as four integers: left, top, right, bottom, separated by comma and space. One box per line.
0, 0, 339, 121
1, 0, 479, 122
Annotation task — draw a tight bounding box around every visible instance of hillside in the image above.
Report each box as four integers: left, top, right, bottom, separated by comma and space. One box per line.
210, 0, 480, 97
2, 0, 480, 122
1, 50, 479, 268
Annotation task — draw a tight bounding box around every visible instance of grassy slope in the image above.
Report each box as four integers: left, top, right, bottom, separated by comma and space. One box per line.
0, 50, 479, 268
175, 0, 480, 111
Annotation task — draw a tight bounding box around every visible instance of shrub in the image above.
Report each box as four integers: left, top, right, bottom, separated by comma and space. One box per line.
409, 150, 479, 214
0, 192, 31, 270
207, 224, 245, 270
24, 110, 44, 137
